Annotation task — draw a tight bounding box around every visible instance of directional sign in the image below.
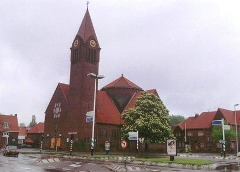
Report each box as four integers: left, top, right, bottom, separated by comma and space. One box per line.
128, 131, 138, 141
224, 125, 230, 130
86, 117, 93, 122
86, 111, 94, 117
212, 120, 222, 125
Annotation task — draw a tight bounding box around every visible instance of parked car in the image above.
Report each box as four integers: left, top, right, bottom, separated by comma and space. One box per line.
19, 144, 32, 148
3, 145, 19, 157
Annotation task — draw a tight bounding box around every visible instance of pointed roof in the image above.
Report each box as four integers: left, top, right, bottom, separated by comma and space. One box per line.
58, 83, 69, 102
77, 8, 98, 42
101, 74, 142, 90
27, 122, 44, 134
0, 114, 19, 132
96, 90, 123, 125
177, 111, 217, 130
123, 89, 158, 113
217, 108, 240, 125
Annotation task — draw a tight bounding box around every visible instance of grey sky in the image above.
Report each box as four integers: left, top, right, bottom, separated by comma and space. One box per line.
1, 0, 240, 125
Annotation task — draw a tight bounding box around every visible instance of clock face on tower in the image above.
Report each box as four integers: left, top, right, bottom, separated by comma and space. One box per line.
90, 40, 96, 47
73, 39, 78, 47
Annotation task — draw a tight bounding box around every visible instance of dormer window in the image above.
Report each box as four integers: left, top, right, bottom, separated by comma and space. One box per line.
3, 122, 9, 129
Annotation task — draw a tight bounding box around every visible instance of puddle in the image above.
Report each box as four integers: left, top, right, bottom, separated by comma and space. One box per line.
215, 163, 240, 171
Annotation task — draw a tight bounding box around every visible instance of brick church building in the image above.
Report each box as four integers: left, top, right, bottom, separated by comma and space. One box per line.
44, 7, 159, 152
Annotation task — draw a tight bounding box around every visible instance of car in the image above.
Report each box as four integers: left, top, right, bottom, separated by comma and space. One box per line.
19, 144, 32, 148
3, 145, 19, 157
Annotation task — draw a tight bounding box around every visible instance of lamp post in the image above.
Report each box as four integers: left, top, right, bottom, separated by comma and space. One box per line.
234, 104, 239, 156
87, 73, 104, 156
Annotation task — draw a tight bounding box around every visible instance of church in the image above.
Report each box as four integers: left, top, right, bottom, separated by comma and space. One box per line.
43, 7, 159, 152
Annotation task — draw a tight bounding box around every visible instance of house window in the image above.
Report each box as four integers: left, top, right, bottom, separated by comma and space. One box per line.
3, 132, 9, 137
99, 129, 107, 137
84, 137, 90, 143
3, 122, 9, 129
175, 132, 181, 137
187, 131, 193, 136
112, 129, 118, 138
207, 137, 212, 142
200, 143, 204, 148
198, 131, 204, 136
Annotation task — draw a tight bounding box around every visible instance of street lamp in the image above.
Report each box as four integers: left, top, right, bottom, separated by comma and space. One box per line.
234, 104, 239, 156
87, 73, 104, 156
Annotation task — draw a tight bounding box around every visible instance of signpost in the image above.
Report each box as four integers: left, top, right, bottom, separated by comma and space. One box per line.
128, 131, 139, 155
121, 140, 128, 168
86, 117, 93, 122
212, 119, 226, 157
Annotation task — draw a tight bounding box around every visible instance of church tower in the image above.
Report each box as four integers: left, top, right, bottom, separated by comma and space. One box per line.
68, 7, 100, 140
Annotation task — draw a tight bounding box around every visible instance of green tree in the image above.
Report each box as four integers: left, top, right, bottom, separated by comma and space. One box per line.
121, 91, 172, 144
212, 125, 235, 142
169, 115, 185, 126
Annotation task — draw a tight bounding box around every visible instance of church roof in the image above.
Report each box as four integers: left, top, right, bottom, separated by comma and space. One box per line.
58, 83, 69, 102
77, 8, 98, 43
96, 91, 123, 125
101, 74, 142, 90
123, 89, 158, 113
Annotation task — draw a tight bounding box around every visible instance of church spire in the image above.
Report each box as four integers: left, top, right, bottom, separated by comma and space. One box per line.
77, 8, 98, 43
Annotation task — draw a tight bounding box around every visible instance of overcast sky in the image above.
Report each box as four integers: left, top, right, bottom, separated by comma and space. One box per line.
1, 0, 240, 125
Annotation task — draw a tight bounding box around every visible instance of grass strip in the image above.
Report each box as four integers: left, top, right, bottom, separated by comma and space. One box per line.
136, 157, 213, 166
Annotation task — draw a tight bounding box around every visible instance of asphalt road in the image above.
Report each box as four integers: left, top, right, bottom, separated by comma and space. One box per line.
1, 150, 240, 172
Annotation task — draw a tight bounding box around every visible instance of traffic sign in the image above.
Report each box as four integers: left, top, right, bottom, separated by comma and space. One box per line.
86, 111, 94, 117
212, 120, 222, 125
86, 116, 93, 122
121, 140, 127, 149
128, 131, 138, 141
224, 125, 230, 130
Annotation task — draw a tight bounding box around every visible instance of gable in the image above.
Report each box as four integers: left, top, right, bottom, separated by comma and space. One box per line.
96, 91, 123, 125
0, 114, 19, 132
45, 83, 69, 114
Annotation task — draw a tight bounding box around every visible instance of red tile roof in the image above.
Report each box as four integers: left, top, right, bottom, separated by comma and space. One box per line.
96, 91, 123, 125
27, 122, 44, 134
58, 83, 69, 102
217, 108, 240, 125
0, 114, 19, 132
19, 127, 27, 135
178, 111, 217, 130
102, 74, 142, 90
25, 137, 34, 143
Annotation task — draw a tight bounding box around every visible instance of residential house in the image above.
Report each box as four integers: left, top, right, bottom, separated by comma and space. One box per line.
26, 122, 44, 148
173, 108, 240, 153
0, 114, 19, 147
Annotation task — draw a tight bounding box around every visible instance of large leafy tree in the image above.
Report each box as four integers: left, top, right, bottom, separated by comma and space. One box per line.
121, 91, 171, 144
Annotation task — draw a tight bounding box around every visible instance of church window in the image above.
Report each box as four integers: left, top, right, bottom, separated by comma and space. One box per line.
87, 48, 96, 64
71, 49, 79, 64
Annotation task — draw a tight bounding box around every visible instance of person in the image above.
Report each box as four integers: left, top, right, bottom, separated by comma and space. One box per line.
168, 140, 176, 154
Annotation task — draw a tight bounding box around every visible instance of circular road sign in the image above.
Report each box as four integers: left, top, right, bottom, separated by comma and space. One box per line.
121, 140, 127, 149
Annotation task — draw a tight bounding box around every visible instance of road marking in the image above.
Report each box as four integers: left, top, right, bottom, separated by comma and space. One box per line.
69, 164, 81, 167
